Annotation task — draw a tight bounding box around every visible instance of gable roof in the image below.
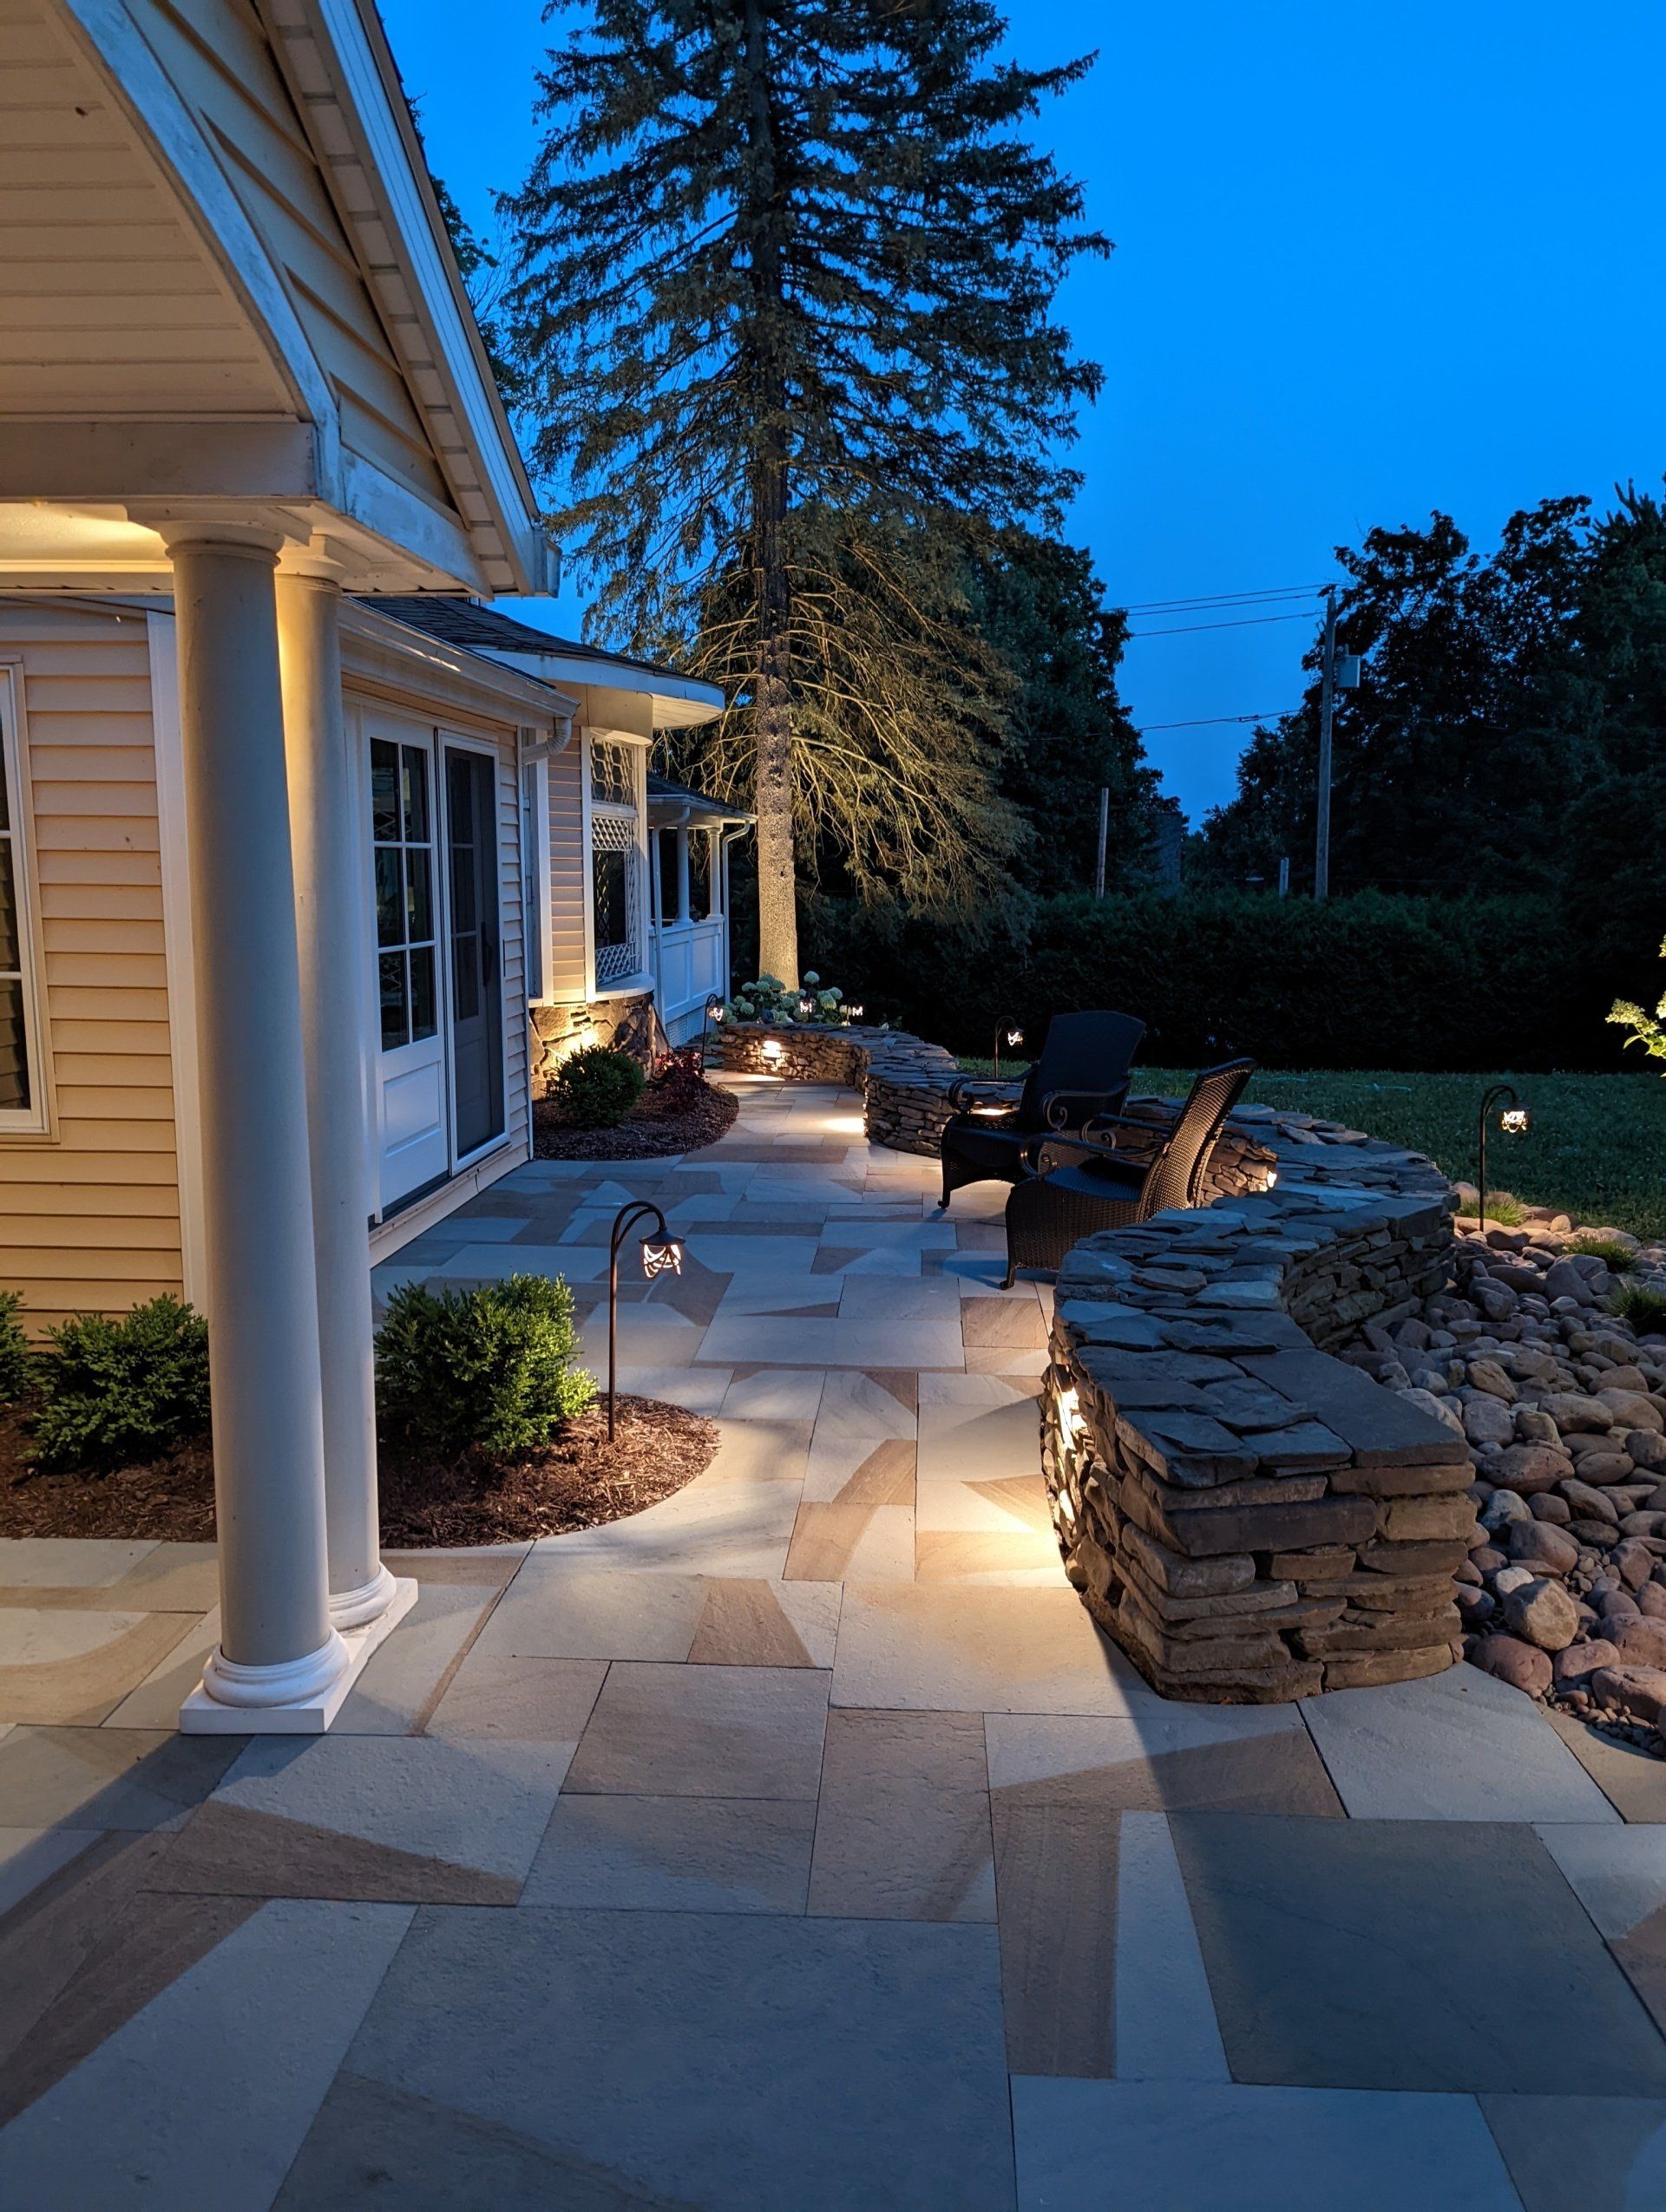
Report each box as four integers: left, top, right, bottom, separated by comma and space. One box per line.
368, 596, 726, 729
3, 0, 548, 595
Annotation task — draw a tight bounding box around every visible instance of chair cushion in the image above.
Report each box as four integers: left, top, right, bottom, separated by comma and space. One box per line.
1043, 1158, 1146, 1203
943, 1120, 1029, 1174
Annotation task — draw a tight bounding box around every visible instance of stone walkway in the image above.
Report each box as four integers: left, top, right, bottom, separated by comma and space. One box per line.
2, 1075, 1665, 2207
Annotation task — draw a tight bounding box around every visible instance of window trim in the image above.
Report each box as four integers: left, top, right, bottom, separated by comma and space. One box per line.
0, 661, 51, 1136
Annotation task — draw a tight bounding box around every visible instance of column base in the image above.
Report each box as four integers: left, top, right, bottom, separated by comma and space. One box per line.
178, 1576, 418, 1735
328, 1561, 401, 1632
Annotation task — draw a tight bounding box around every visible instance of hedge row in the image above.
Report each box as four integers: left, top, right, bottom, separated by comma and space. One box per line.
803, 890, 1638, 1073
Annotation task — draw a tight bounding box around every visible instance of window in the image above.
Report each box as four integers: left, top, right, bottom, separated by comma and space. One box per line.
371, 736, 438, 1050
591, 739, 636, 806
687, 830, 712, 922
588, 736, 644, 987
0, 674, 40, 1121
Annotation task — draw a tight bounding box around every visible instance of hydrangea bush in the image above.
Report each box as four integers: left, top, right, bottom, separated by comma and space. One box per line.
723, 972, 874, 1028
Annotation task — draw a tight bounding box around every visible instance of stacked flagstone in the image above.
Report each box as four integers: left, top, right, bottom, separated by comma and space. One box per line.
1041, 1108, 1465, 1703
715, 1022, 967, 1155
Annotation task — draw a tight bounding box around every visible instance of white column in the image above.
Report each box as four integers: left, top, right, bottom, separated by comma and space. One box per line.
277, 556, 396, 1631
163, 527, 348, 1712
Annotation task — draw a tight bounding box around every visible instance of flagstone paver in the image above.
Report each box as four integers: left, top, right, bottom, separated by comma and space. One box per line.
3, 1071, 1666, 2204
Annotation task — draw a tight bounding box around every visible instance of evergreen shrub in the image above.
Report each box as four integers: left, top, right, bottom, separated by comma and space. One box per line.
806, 889, 1610, 1072
33, 1295, 211, 1472
0, 1290, 30, 1404
549, 1044, 646, 1127
375, 1273, 594, 1460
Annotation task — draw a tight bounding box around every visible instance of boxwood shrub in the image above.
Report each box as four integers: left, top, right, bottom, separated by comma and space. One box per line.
375, 1273, 594, 1460
549, 1043, 646, 1128
0, 1290, 30, 1404
32, 1295, 211, 1473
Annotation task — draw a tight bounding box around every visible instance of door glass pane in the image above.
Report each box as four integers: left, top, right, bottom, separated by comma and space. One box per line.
0, 841, 17, 970
403, 849, 432, 942
687, 832, 711, 922
408, 945, 437, 1041
371, 731, 436, 1055
370, 741, 398, 843
452, 939, 479, 1023
401, 746, 430, 841
374, 847, 402, 946
378, 952, 408, 1050
449, 846, 476, 935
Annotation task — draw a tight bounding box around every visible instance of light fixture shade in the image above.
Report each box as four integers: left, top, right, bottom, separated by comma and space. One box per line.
847, 1004, 864, 1018
1500, 1105, 1531, 1135
1005, 1027, 1025, 1048
640, 1235, 684, 1279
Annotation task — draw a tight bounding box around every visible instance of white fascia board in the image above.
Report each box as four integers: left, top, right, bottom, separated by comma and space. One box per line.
476, 647, 725, 725
54, 0, 341, 499
338, 450, 486, 590
308, 0, 548, 591
343, 600, 580, 721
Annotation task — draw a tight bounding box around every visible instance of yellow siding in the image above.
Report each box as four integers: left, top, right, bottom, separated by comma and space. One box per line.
545, 738, 589, 1004
0, 604, 186, 1332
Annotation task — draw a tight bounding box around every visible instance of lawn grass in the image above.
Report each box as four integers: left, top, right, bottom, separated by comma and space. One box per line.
954, 1062, 1666, 1240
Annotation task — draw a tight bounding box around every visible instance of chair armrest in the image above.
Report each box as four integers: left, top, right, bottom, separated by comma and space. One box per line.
1039, 1083, 1133, 1132
947, 1077, 1019, 1114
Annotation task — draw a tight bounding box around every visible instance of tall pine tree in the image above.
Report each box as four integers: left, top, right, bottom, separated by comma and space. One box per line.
503, 0, 1105, 984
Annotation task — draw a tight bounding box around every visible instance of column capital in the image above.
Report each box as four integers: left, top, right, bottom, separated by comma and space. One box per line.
279, 531, 353, 587
140, 512, 288, 562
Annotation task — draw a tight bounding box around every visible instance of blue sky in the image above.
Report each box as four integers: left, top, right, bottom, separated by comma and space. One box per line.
383, 0, 1666, 824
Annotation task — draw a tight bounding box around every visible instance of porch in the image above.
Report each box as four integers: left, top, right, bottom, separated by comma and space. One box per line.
0, 1076, 1662, 2206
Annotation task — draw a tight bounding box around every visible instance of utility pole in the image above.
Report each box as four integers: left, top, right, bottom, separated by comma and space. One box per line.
1093, 786, 1109, 899
1313, 584, 1338, 900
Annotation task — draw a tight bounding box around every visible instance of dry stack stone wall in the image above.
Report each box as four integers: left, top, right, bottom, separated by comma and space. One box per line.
715, 1023, 967, 1155
719, 1021, 1466, 1703
1045, 1109, 1463, 1702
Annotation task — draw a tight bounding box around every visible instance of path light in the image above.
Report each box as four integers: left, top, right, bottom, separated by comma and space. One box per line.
699, 991, 725, 1065
1477, 1083, 1532, 1240
847, 1003, 864, 1021
607, 1201, 685, 1442
797, 993, 816, 1020
994, 1022, 1026, 1080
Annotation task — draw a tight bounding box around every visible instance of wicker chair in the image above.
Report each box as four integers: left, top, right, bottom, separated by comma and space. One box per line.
1002, 1057, 1256, 1286
937, 1010, 1146, 1211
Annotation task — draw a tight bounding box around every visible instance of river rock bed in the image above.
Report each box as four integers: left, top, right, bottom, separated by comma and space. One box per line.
1341, 1207, 1666, 1755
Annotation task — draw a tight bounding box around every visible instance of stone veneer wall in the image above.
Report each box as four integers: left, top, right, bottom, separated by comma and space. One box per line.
530, 992, 657, 1087
719, 1019, 1468, 1703
714, 1023, 965, 1154
1044, 1111, 1465, 1702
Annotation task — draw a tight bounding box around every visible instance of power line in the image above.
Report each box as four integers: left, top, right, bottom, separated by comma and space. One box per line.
1127, 612, 1315, 638
1119, 582, 1328, 615
1141, 710, 1294, 731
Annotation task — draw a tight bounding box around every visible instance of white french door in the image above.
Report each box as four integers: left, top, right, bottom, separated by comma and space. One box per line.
366, 707, 449, 1208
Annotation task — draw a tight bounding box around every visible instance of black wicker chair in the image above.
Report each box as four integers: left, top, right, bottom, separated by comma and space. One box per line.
937, 1010, 1146, 1211
1002, 1057, 1256, 1285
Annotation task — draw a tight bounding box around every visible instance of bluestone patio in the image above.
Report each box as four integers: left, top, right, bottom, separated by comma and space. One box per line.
2, 1075, 1665, 2209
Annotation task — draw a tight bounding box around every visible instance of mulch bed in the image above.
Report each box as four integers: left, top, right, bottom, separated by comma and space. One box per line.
0, 1395, 719, 1549
534, 1071, 738, 1161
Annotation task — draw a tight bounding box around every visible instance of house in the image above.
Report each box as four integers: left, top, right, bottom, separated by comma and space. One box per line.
0, 0, 720, 1730
371, 599, 745, 1063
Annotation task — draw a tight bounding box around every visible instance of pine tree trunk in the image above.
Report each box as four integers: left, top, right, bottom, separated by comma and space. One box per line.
742, 0, 798, 988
